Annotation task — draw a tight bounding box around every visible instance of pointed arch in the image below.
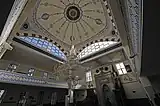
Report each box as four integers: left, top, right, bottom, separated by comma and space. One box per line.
18, 36, 66, 60
78, 41, 118, 58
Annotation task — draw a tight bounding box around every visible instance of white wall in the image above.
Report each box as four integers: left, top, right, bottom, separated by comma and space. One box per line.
123, 81, 147, 99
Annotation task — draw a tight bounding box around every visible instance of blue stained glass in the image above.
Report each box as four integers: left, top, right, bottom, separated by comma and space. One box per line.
49, 43, 52, 46
25, 37, 32, 42
52, 47, 56, 50
44, 41, 48, 46
42, 45, 47, 49
60, 51, 64, 54
38, 41, 43, 45
37, 43, 42, 47
33, 37, 39, 41
51, 49, 56, 53
39, 39, 44, 42
18, 36, 66, 60
55, 51, 58, 54
55, 49, 59, 52
55, 47, 59, 50
48, 46, 52, 50
55, 52, 59, 56
31, 39, 38, 44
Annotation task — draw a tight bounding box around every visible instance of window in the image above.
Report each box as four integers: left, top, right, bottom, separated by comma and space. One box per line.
86, 71, 92, 82
78, 41, 117, 58
18, 36, 66, 60
28, 68, 35, 77
115, 62, 127, 75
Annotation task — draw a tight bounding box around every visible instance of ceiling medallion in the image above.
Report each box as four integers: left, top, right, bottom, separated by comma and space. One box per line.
64, 4, 82, 23
35, 0, 108, 45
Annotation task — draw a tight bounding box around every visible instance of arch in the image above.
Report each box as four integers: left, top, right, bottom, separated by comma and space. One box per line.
78, 41, 117, 59
102, 84, 110, 92
18, 36, 66, 60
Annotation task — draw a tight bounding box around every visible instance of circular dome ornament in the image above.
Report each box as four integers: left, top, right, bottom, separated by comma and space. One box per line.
35, 0, 108, 45
64, 4, 82, 23
94, 69, 101, 75
102, 66, 110, 73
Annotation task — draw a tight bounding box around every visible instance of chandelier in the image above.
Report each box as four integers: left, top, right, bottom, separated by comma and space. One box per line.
53, 45, 91, 89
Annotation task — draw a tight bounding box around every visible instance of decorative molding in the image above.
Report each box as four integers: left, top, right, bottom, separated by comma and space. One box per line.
0, 70, 68, 88
125, 0, 142, 54
125, 0, 142, 72
103, 0, 119, 35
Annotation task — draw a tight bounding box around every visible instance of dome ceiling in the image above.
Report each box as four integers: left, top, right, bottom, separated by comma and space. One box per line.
33, 0, 111, 45
9, 0, 120, 53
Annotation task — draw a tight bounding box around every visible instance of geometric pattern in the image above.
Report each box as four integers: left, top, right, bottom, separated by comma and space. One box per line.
18, 36, 66, 60
33, 0, 108, 45
78, 41, 117, 58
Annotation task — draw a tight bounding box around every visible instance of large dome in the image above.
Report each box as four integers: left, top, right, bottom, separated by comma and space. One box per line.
33, 0, 109, 45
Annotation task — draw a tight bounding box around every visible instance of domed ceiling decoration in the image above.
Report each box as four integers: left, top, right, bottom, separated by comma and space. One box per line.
32, 0, 111, 45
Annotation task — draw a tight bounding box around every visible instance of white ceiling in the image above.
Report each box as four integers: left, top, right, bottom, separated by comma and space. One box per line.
7, 0, 120, 52
2, 41, 58, 72
34, 0, 109, 45
2, 0, 130, 83
82, 48, 127, 68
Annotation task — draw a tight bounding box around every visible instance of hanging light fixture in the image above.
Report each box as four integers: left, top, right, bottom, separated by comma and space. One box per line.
53, 45, 92, 89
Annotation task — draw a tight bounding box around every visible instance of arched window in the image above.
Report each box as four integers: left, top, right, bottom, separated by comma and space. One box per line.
18, 36, 66, 60
78, 41, 117, 59
86, 71, 92, 82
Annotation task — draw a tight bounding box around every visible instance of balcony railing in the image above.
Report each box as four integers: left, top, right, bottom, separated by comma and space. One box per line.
0, 70, 68, 88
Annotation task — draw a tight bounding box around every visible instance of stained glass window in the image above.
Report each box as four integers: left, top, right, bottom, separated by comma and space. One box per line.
18, 36, 66, 60
78, 41, 117, 58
